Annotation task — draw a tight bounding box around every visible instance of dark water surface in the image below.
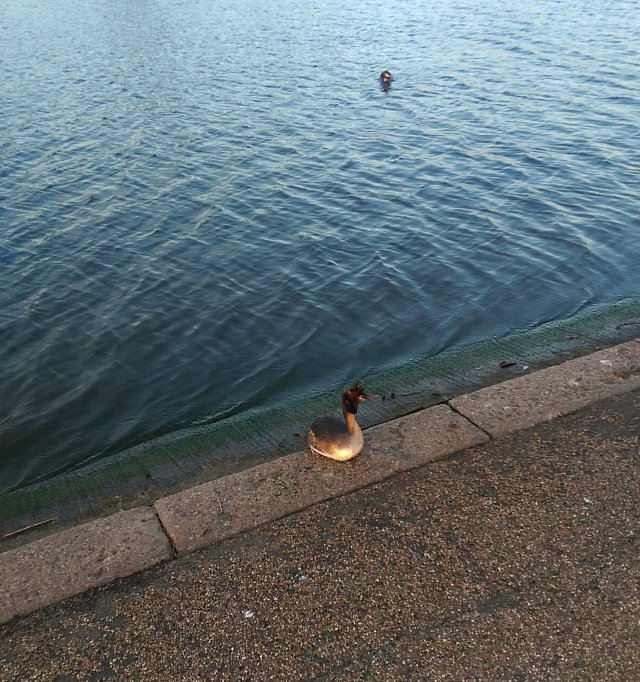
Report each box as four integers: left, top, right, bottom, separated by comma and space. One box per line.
1, 0, 639, 498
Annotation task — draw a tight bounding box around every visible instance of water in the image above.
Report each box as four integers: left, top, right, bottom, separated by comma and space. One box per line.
1, 0, 639, 500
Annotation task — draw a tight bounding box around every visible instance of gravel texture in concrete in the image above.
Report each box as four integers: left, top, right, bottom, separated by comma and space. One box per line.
450, 339, 640, 436
0, 507, 174, 625
1, 390, 638, 681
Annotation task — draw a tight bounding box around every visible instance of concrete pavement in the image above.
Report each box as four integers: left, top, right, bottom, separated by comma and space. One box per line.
0, 363, 638, 678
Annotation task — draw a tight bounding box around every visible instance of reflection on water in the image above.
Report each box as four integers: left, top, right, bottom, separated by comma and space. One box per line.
1, 0, 639, 494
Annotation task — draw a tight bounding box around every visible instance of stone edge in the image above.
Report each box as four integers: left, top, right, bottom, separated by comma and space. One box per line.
153, 404, 489, 555
0, 507, 174, 625
1, 338, 638, 625
450, 339, 640, 436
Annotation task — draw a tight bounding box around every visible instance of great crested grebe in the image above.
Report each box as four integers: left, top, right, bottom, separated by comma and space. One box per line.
306, 383, 377, 461
379, 70, 393, 92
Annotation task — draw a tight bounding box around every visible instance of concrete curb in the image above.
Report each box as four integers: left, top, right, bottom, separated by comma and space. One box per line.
450, 340, 640, 436
1, 338, 638, 625
0, 508, 174, 625
154, 404, 488, 554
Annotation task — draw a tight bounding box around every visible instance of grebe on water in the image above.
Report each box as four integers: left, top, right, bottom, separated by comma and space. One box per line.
306, 384, 377, 461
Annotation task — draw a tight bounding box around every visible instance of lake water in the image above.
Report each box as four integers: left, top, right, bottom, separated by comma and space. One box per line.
1, 0, 639, 506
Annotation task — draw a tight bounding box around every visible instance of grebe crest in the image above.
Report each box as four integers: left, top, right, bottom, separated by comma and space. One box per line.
342, 383, 366, 414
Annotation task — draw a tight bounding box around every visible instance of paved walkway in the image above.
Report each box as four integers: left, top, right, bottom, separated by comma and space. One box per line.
1, 388, 638, 681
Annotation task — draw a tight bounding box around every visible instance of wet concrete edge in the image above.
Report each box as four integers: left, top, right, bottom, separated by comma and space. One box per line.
1, 338, 638, 625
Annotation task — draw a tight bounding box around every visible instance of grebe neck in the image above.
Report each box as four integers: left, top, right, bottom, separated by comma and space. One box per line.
343, 408, 359, 434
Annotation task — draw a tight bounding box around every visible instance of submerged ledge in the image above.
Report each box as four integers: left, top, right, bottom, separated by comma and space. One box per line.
1, 337, 639, 624
1, 298, 639, 543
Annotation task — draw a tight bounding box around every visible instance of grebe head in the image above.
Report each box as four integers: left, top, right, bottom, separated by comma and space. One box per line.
342, 383, 378, 414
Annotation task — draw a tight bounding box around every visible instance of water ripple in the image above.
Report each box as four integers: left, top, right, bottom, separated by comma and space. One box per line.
1, 0, 639, 493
